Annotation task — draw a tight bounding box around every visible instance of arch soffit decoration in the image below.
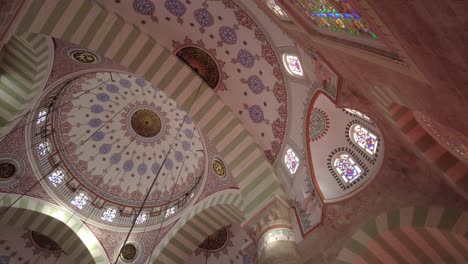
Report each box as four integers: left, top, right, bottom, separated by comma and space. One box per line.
151, 189, 245, 263
9, 0, 285, 262
336, 206, 468, 264
0, 194, 108, 264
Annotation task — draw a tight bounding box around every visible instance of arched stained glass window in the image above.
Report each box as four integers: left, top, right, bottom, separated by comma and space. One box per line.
266, 0, 289, 18
289, 0, 377, 39
283, 54, 304, 77
332, 153, 362, 183
344, 108, 372, 123
48, 169, 65, 187
135, 212, 147, 224
165, 206, 176, 218
350, 124, 378, 155
284, 148, 300, 174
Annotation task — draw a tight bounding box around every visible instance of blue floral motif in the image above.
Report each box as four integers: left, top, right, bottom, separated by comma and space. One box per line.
247, 75, 265, 94
90, 104, 104, 114
219, 26, 237, 45
237, 49, 255, 68
165, 0, 186, 17
133, 0, 155, 16
194, 8, 214, 27
248, 105, 264, 123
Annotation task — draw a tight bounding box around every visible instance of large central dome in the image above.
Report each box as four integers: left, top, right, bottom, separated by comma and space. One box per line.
29, 72, 205, 229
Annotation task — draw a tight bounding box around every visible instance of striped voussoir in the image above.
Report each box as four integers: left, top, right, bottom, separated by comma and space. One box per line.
388, 103, 468, 199
0, 32, 51, 137
0, 194, 108, 264
336, 206, 468, 264
10, 0, 286, 262
151, 190, 245, 263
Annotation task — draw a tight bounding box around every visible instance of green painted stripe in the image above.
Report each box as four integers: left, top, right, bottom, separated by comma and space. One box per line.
17, 1, 46, 33
401, 118, 418, 134
438, 208, 462, 230
161, 247, 185, 263
0, 82, 28, 103
236, 154, 264, 183
227, 144, 256, 170
158, 61, 184, 90
374, 235, 409, 264
0, 68, 31, 91
96, 16, 125, 55
0, 115, 9, 126
41, 0, 72, 35
181, 82, 209, 110
361, 219, 379, 238
442, 232, 468, 261
61, 0, 93, 41
8, 38, 43, 62
345, 239, 382, 264
143, 49, 171, 81
392, 106, 409, 121
192, 94, 217, 122
203, 209, 223, 227
23, 212, 41, 228
244, 181, 280, 214
209, 206, 232, 224
203, 106, 229, 135
4, 58, 35, 83
170, 237, 192, 255
212, 118, 238, 145
0, 97, 20, 115
193, 214, 216, 231
414, 133, 435, 152
242, 168, 271, 196
218, 205, 243, 223
393, 229, 432, 263
7, 208, 26, 226
387, 209, 400, 230
75, 247, 90, 262
186, 220, 208, 238
170, 72, 197, 99
128, 38, 156, 71
412, 207, 429, 227
79, 8, 108, 48
434, 152, 458, 172
113, 26, 140, 63
220, 130, 249, 157
178, 228, 197, 245
418, 228, 454, 262
5, 49, 36, 74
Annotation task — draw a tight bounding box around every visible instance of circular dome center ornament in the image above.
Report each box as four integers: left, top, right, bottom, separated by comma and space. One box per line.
120, 243, 137, 261
130, 109, 163, 137
69, 50, 99, 64
0, 162, 16, 180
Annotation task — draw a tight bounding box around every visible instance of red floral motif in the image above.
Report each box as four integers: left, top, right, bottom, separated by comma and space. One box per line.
261, 44, 278, 65
254, 27, 267, 42
273, 82, 287, 104
278, 104, 287, 120
272, 118, 286, 139
273, 66, 283, 80
264, 150, 275, 163
221, 0, 236, 8
271, 140, 281, 155
234, 9, 254, 29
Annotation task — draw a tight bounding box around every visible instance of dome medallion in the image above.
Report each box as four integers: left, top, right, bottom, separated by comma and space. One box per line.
28, 72, 206, 230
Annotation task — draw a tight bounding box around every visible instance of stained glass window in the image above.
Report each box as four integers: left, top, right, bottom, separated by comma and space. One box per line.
165, 206, 176, 218
37, 142, 50, 157
333, 153, 362, 183
289, 0, 377, 39
283, 54, 303, 76
71, 192, 88, 209
135, 212, 147, 224
266, 0, 289, 18
36, 110, 48, 125
101, 208, 117, 222
344, 108, 372, 123
48, 169, 65, 187
284, 149, 300, 174
350, 124, 378, 155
